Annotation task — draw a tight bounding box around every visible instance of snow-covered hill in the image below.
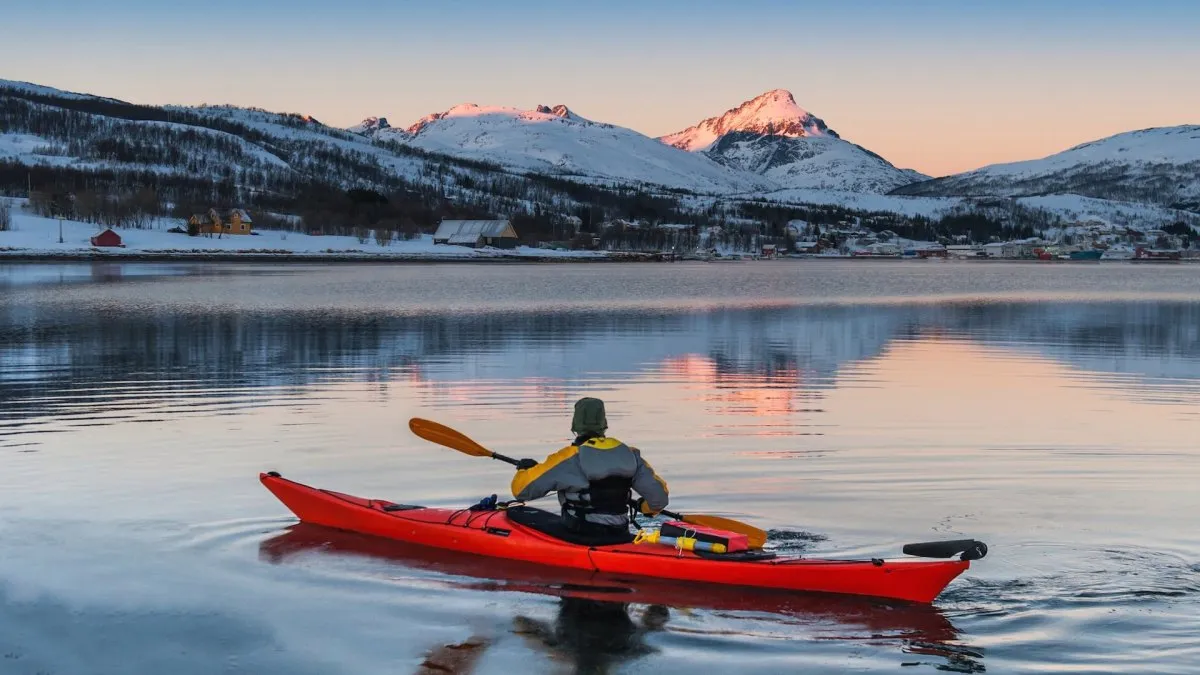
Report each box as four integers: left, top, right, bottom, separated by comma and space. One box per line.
661, 90, 927, 194
894, 126, 1200, 212
355, 102, 770, 193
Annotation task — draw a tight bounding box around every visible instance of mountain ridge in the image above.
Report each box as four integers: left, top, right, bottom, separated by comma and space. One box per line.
893, 125, 1200, 211
659, 90, 927, 193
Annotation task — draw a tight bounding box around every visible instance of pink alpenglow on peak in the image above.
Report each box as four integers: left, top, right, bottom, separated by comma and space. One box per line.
406, 103, 592, 135
348, 116, 391, 135
660, 89, 836, 152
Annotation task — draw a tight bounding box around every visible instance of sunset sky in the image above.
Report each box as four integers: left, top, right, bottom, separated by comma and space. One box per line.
5, 0, 1198, 176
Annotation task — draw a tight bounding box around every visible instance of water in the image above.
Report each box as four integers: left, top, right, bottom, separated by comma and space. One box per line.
1, 260, 1198, 674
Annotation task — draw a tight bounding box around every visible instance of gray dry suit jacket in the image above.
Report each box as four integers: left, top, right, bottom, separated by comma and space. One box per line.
510, 435, 670, 528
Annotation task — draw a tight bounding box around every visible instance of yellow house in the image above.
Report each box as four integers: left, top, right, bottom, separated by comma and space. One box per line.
228, 209, 253, 234
188, 208, 253, 235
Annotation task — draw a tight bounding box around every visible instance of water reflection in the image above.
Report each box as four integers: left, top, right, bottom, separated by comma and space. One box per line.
259, 524, 980, 674
4, 301, 1200, 443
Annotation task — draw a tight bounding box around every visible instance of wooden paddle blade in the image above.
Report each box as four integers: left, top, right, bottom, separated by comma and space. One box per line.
681, 514, 769, 549
408, 418, 492, 458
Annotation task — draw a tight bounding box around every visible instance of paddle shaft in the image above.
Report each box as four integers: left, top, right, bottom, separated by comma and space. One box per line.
489, 451, 520, 466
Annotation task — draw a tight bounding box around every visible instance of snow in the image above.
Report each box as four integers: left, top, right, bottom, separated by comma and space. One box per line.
658, 90, 926, 194
170, 104, 434, 184
0, 132, 64, 162
897, 125, 1200, 209
396, 102, 769, 194
712, 134, 925, 193
751, 189, 959, 217
1014, 194, 1197, 228
967, 126, 1200, 177
0, 78, 121, 102
347, 116, 391, 135
0, 202, 600, 261
433, 220, 513, 239
659, 89, 832, 152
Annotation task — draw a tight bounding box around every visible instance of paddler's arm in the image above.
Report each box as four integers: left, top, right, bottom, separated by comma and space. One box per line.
630, 448, 669, 515
511, 445, 579, 501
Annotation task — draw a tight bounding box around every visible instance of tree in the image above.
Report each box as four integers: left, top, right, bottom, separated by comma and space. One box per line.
374, 226, 393, 247
0, 200, 10, 231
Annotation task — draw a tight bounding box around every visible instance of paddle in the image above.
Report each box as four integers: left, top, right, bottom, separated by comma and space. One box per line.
408, 418, 522, 466
407, 417, 770, 549
655, 508, 769, 550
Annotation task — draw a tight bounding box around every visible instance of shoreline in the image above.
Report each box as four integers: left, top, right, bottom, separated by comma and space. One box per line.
0, 250, 640, 264
0, 250, 1192, 265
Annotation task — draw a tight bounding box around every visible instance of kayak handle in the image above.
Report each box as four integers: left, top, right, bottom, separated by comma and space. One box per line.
903, 539, 989, 561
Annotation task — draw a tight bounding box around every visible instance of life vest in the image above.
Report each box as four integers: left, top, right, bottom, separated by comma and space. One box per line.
561, 436, 635, 531
562, 475, 633, 523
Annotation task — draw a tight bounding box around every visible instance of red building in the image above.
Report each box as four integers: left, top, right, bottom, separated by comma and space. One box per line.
90, 228, 124, 248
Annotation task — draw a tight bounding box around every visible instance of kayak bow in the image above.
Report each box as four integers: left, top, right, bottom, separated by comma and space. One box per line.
259, 472, 980, 604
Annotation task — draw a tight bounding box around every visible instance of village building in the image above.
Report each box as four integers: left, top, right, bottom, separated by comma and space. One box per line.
89, 228, 124, 248
188, 208, 254, 236
433, 219, 519, 248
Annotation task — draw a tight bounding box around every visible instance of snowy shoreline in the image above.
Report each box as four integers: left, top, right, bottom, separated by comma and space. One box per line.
0, 201, 626, 263
0, 249, 620, 263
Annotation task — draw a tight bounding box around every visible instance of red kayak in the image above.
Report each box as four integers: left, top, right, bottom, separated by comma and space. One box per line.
260, 472, 985, 604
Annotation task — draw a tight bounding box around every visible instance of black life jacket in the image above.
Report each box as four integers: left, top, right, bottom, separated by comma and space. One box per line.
561, 433, 634, 529
576, 475, 634, 515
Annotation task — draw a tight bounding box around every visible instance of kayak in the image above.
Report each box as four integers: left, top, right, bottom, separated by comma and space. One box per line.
260, 522, 964, 639
260, 472, 984, 604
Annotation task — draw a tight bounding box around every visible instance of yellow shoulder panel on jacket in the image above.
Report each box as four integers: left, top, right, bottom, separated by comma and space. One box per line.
511, 444, 578, 497
584, 436, 623, 450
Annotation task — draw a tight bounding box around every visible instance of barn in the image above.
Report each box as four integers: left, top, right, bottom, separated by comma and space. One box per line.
90, 228, 125, 248
433, 220, 519, 249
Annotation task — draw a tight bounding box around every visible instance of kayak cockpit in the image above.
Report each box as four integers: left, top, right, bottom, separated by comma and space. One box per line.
505, 505, 635, 546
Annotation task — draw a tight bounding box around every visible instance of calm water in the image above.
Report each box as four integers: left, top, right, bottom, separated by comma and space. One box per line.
1, 261, 1198, 674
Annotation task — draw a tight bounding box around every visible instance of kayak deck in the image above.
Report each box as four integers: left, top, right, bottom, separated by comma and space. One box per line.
260, 472, 972, 603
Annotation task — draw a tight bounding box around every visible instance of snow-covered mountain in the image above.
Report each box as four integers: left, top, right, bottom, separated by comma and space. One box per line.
348, 116, 392, 135
894, 126, 1200, 211
660, 89, 835, 152
660, 90, 927, 193
353, 102, 770, 193
5, 77, 1196, 232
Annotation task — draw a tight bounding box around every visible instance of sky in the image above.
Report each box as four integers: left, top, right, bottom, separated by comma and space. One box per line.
3, 0, 1198, 176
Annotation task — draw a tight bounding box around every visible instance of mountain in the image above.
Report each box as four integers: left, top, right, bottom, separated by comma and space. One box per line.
893, 126, 1200, 212
660, 89, 835, 151
4, 77, 1195, 237
348, 116, 392, 135
0, 80, 615, 232
660, 90, 927, 193
355, 102, 769, 194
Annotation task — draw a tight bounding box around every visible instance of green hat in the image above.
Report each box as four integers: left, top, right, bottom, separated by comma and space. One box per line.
571, 397, 608, 435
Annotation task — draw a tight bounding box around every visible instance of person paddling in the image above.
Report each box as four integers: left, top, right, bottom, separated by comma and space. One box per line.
511, 397, 669, 538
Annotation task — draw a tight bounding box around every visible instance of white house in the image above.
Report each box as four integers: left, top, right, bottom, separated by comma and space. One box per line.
433, 220, 519, 248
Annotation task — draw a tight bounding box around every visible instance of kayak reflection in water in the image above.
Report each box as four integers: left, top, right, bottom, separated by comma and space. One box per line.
512, 598, 670, 675
511, 397, 670, 542
259, 525, 984, 674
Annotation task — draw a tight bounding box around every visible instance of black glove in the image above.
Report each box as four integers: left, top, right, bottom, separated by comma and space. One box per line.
516, 458, 538, 470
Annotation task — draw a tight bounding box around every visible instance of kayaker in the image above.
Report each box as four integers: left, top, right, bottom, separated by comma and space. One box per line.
511, 397, 669, 537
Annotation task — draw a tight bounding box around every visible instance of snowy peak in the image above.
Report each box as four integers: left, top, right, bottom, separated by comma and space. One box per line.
348, 116, 391, 135
660, 89, 836, 152
534, 104, 575, 120
406, 102, 595, 136
658, 89, 924, 193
